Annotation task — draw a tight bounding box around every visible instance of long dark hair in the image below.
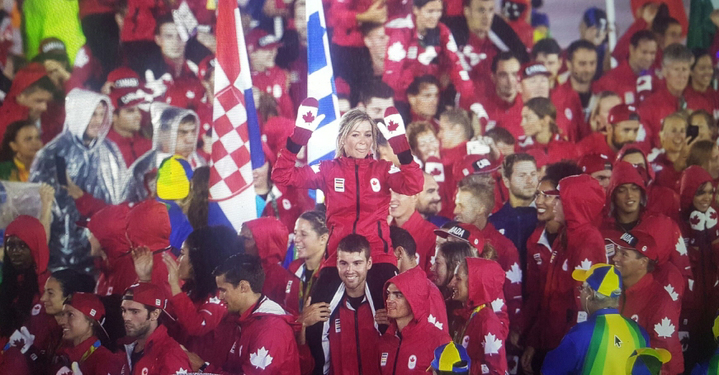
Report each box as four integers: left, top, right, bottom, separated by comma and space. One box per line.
186, 166, 210, 229
0, 258, 38, 337
184, 226, 243, 302
0, 120, 36, 162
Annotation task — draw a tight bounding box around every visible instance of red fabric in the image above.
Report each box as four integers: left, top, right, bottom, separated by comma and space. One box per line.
684, 84, 719, 119
395, 211, 438, 274
329, 293, 382, 375
611, 19, 651, 67
245, 217, 300, 315
78, 0, 118, 19
576, 132, 618, 161
651, 152, 682, 192
551, 80, 590, 142
593, 60, 659, 106
205, 297, 301, 374
261, 185, 315, 235
0, 304, 61, 374
619, 273, 683, 374
106, 127, 153, 167
165, 293, 236, 367
122, 324, 192, 375
262, 116, 295, 157
121, 0, 169, 42
66, 46, 104, 93
463, 31, 499, 89
530, 175, 607, 350
439, 141, 467, 219
522, 225, 552, 342
5, 215, 49, 275
253, 67, 294, 119
0, 101, 31, 143
630, 0, 688, 37
54, 336, 125, 374
507, 19, 533, 49
88, 204, 136, 296
516, 135, 579, 164
40, 100, 65, 144
272, 149, 423, 268
0, 63, 48, 138
328, 0, 373, 48
481, 223, 522, 331
460, 258, 509, 375
74, 192, 109, 219
639, 85, 712, 148
378, 268, 451, 375
382, 23, 474, 103
484, 93, 524, 140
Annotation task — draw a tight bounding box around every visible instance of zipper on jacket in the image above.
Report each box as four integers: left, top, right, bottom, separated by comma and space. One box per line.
352, 163, 360, 233
391, 335, 402, 375
354, 309, 363, 375
377, 221, 389, 253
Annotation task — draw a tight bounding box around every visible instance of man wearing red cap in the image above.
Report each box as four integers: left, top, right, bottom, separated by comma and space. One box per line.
121, 283, 192, 375
577, 104, 642, 161
610, 230, 683, 374
578, 153, 612, 190
105, 67, 152, 167
247, 28, 294, 119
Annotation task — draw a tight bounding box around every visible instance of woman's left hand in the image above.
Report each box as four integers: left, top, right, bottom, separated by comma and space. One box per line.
162, 253, 182, 296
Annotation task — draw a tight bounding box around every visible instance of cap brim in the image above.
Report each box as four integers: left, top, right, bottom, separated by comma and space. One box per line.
571, 268, 590, 282
434, 228, 450, 238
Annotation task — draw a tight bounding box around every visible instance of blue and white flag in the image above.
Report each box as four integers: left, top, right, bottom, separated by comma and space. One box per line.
306, 0, 341, 164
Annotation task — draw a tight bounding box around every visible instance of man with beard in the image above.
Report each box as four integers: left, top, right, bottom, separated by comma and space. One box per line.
415, 172, 447, 226
577, 104, 641, 160
489, 153, 538, 273
120, 283, 191, 375
551, 40, 597, 142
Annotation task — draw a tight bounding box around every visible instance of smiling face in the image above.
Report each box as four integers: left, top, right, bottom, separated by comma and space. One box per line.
613, 183, 642, 216
389, 190, 416, 220
629, 39, 657, 72
694, 181, 714, 213
660, 116, 687, 153
415, 131, 440, 161
416, 175, 441, 216
612, 247, 647, 280
385, 283, 412, 320
60, 305, 93, 344
448, 263, 469, 302
691, 55, 714, 90
535, 180, 557, 222
413, 0, 443, 32
430, 248, 449, 286
342, 120, 373, 159
664, 60, 692, 95
40, 277, 66, 315
85, 103, 108, 140
337, 250, 372, 296
294, 218, 327, 260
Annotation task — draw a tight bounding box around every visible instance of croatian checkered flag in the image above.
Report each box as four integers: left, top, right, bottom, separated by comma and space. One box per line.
306, 0, 341, 164
207, 0, 265, 230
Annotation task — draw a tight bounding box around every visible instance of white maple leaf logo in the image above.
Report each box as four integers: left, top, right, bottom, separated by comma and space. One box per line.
250, 347, 273, 369
427, 314, 443, 330
575, 259, 593, 271
675, 236, 687, 256
483, 333, 502, 355
490, 298, 504, 313
387, 41, 407, 62
506, 263, 522, 284
664, 284, 678, 301
175, 369, 188, 375
654, 317, 675, 338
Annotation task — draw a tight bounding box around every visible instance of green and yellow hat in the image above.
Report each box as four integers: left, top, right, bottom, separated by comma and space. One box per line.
156, 155, 193, 201
626, 347, 671, 375
572, 263, 622, 297
429, 342, 470, 373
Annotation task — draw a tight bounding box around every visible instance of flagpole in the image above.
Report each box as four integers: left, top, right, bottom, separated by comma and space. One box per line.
606, 0, 617, 68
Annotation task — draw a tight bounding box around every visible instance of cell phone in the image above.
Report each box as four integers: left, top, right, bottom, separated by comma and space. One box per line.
687, 124, 700, 144
55, 155, 67, 186
466, 140, 491, 155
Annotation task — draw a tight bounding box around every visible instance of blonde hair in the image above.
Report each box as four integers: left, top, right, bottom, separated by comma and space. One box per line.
334, 109, 378, 158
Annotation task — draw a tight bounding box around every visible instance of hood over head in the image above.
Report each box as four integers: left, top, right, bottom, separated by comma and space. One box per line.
245, 217, 289, 266
5, 215, 49, 274
680, 165, 714, 213
88, 204, 131, 259
615, 144, 654, 183
126, 200, 172, 251
465, 258, 505, 308
64, 89, 113, 149
607, 161, 647, 215
7, 63, 47, 102
384, 266, 432, 322
558, 174, 606, 230
150, 102, 199, 159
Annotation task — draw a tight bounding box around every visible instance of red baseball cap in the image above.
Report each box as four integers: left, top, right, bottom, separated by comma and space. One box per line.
434, 222, 485, 249
67, 292, 105, 323
107, 67, 149, 109
579, 153, 612, 175
453, 154, 501, 183
521, 62, 551, 80
605, 230, 659, 261
245, 28, 281, 54
164, 78, 206, 110
123, 283, 167, 310
608, 104, 640, 125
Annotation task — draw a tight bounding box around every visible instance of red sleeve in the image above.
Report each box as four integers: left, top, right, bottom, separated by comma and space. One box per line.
466, 313, 508, 375
328, 0, 360, 31
648, 295, 683, 375
242, 322, 299, 375
66, 46, 101, 93
159, 345, 193, 375
74, 193, 108, 218
271, 148, 326, 190
151, 253, 173, 297
521, 245, 541, 337
169, 293, 229, 336
386, 160, 424, 196
571, 231, 607, 311
670, 224, 692, 280
612, 19, 648, 63
382, 30, 410, 98
495, 236, 522, 331
439, 26, 474, 104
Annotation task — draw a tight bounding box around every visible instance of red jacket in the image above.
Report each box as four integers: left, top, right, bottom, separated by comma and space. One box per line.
551, 80, 590, 142
121, 0, 169, 42
639, 85, 711, 148
481, 222, 522, 331
394, 210, 438, 273
206, 296, 301, 375
611, 19, 662, 73
88, 205, 137, 296
261, 184, 316, 238
328, 0, 374, 48
252, 67, 294, 119
483, 93, 523, 140
458, 258, 508, 375
439, 141, 467, 219
378, 269, 451, 375
272, 149, 423, 268
78, 0, 118, 18
516, 134, 579, 164
245, 217, 301, 316
165, 292, 236, 367
684, 84, 719, 120
382, 22, 473, 103
530, 175, 607, 351
593, 59, 659, 105
54, 336, 125, 375
522, 225, 553, 342
106, 127, 153, 167
651, 152, 682, 192
122, 324, 192, 375
67, 45, 104, 93
461, 33, 498, 95
404, 265, 449, 334
328, 286, 382, 375
576, 133, 618, 162
619, 273, 683, 375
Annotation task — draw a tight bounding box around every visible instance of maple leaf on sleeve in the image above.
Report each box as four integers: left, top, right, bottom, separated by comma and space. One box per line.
654, 317, 675, 339
490, 298, 504, 313
675, 236, 687, 256
250, 347, 274, 370
483, 333, 503, 355
506, 263, 522, 284
302, 111, 315, 124
664, 284, 679, 301
575, 258, 593, 271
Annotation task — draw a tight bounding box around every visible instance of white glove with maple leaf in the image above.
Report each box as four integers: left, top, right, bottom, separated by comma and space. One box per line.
377, 107, 410, 155
144, 70, 173, 100
470, 103, 489, 129
7, 326, 35, 354
290, 98, 325, 146
690, 207, 717, 231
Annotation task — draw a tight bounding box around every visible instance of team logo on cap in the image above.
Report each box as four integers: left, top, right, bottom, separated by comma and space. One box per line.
115, 78, 139, 89
448, 226, 467, 239
90, 309, 97, 317
155, 299, 161, 306
619, 233, 637, 247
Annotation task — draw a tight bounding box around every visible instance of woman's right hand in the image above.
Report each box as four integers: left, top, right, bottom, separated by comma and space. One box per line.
162, 253, 182, 296
298, 297, 331, 327
290, 98, 324, 146
131, 246, 154, 282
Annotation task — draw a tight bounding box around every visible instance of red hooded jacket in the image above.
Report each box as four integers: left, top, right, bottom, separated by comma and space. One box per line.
88, 205, 137, 296
378, 269, 451, 375
53, 336, 125, 375
522, 224, 553, 342
121, 324, 192, 375
245, 217, 301, 316
126, 200, 176, 297
205, 296, 301, 375
481, 222, 522, 331
0, 64, 49, 141
457, 258, 508, 375
529, 175, 607, 351
393, 211, 438, 274
272, 149, 423, 268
